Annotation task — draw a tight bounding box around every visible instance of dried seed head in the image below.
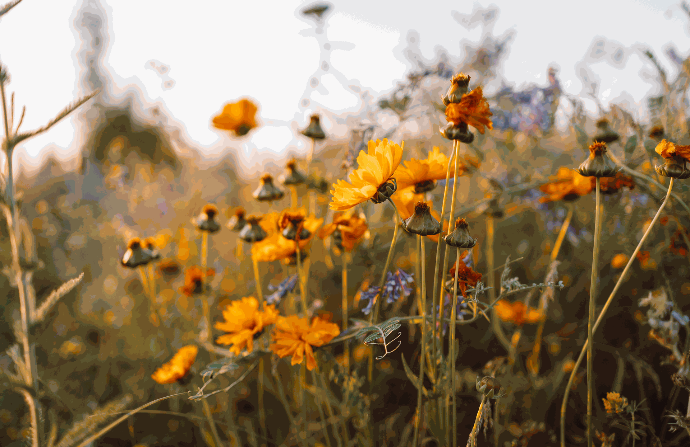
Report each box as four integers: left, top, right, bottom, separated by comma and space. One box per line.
203, 204, 218, 219
441, 121, 475, 143
476, 376, 501, 398
370, 178, 397, 204
578, 142, 618, 178
127, 237, 142, 250
403, 201, 441, 236
279, 210, 311, 241
254, 174, 285, 202
122, 237, 154, 268
301, 114, 326, 140
442, 73, 471, 105
444, 218, 477, 248
649, 125, 665, 140
656, 157, 690, 179
195, 204, 221, 233
239, 217, 268, 243
281, 159, 307, 185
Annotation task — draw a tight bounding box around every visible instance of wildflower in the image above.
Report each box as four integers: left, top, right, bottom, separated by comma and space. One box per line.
655, 139, 690, 179
592, 118, 620, 144
252, 215, 322, 262
279, 209, 311, 241
602, 392, 628, 414
266, 275, 299, 305
358, 285, 380, 315
403, 201, 441, 236
212, 98, 258, 137
215, 297, 279, 355
280, 159, 306, 186
578, 142, 618, 178
384, 268, 414, 304
239, 216, 268, 243
447, 255, 482, 297
539, 167, 594, 203
227, 207, 247, 232
329, 139, 403, 211
121, 237, 155, 268
394, 146, 460, 192
493, 300, 543, 326
318, 211, 368, 251
270, 315, 340, 371
253, 174, 285, 202
442, 72, 471, 105
151, 345, 198, 384
390, 187, 446, 242
179, 266, 216, 296
444, 218, 477, 248
194, 204, 221, 233
610, 253, 629, 269
301, 114, 326, 140
599, 172, 635, 194
445, 86, 493, 134
595, 431, 615, 447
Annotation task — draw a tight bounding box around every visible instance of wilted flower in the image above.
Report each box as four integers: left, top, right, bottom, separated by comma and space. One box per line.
227, 207, 247, 232
446, 256, 482, 297
279, 209, 311, 241
602, 392, 628, 414
445, 86, 493, 134
539, 167, 594, 203
494, 300, 543, 326
121, 237, 155, 268
384, 269, 414, 304
239, 216, 268, 243
254, 174, 285, 202
266, 275, 299, 305
329, 139, 403, 211
394, 146, 460, 192
194, 204, 221, 233
270, 315, 340, 371
318, 211, 368, 251
301, 114, 326, 140
215, 297, 279, 355
403, 202, 441, 236
151, 345, 198, 384
655, 139, 690, 179
212, 98, 258, 137
280, 159, 307, 186
599, 173, 635, 194
179, 266, 216, 296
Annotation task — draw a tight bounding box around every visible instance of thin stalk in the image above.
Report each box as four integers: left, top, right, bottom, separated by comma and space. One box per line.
488, 215, 510, 353
273, 367, 307, 447
201, 232, 211, 342
301, 362, 307, 445
308, 139, 316, 215
468, 395, 487, 447
448, 247, 461, 447
291, 186, 298, 209
342, 252, 350, 374
252, 257, 264, 309
587, 179, 602, 447
258, 359, 267, 447
296, 246, 308, 315
412, 235, 428, 447
315, 370, 343, 447
310, 370, 333, 447
148, 263, 156, 302
431, 141, 458, 377
201, 397, 224, 447
138, 267, 158, 328
528, 203, 574, 375
560, 177, 674, 447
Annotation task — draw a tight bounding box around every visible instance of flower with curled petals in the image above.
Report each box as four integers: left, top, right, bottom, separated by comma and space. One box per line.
445, 86, 493, 134
394, 146, 462, 193
318, 211, 368, 251
151, 345, 198, 384
251, 215, 323, 262
215, 297, 279, 355
329, 139, 404, 211
269, 315, 340, 370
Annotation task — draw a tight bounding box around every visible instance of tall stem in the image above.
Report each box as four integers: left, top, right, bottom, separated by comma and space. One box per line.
560, 177, 674, 447
201, 397, 224, 447
468, 395, 487, 447
310, 370, 333, 447
587, 179, 601, 447
412, 235, 428, 446
252, 257, 264, 309
342, 252, 350, 374
448, 247, 461, 447
200, 232, 211, 342
308, 139, 316, 215
296, 246, 308, 315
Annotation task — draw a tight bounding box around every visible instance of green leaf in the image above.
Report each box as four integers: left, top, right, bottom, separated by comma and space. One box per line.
624, 135, 638, 155
401, 355, 428, 397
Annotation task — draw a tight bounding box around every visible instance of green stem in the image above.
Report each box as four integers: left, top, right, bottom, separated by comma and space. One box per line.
412, 235, 428, 446
310, 370, 333, 447
201, 397, 224, 447
342, 253, 350, 374
586, 178, 601, 447
560, 177, 674, 447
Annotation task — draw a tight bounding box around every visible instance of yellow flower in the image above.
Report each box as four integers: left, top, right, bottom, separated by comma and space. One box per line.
445, 86, 493, 134
215, 297, 279, 355
318, 211, 368, 251
394, 146, 459, 191
329, 139, 404, 211
270, 315, 340, 370
539, 167, 594, 203
602, 392, 628, 414
655, 139, 690, 161
494, 300, 543, 326
251, 214, 323, 262
212, 98, 258, 137
610, 253, 629, 269
151, 345, 198, 384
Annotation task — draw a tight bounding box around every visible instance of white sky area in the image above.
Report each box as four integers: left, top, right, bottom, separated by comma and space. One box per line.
1, 0, 690, 172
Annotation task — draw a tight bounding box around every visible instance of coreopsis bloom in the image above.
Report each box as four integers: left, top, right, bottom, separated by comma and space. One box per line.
445, 86, 493, 134
270, 315, 340, 370
655, 139, 690, 179
446, 255, 482, 297
121, 237, 155, 268
318, 211, 368, 251
602, 392, 628, 414
539, 167, 594, 203
251, 215, 323, 262
151, 345, 198, 384
493, 300, 543, 326
394, 146, 460, 193
329, 139, 404, 211
179, 266, 216, 296
215, 297, 279, 355
212, 98, 258, 137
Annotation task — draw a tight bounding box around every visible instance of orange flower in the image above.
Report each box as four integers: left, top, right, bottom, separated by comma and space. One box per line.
655, 139, 690, 161
179, 266, 216, 296
329, 139, 404, 211
448, 256, 482, 297
251, 215, 323, 262
539, 167, 594, 203
394, 146, 460, 191
318, 211, 368, 251
151, 345, 198, 384
445, 86, 493, 134
215, 297, 279, 355
269, 315, 340, 370
212, 98, 258, 137
610, 253, 629, 269
494, 300, 543, 326
599, 173, 635, 194
602, 392, 628, 414
390, 187, 447, 242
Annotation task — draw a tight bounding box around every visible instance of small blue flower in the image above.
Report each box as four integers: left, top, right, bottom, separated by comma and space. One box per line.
384, 269, 414, 304
360, 286, 380, 315
434, 293, 470, 335
266, 274, 299, 305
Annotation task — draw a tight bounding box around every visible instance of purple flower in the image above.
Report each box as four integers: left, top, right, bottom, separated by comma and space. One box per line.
266, 274, 299, 305
360, 286, 380, 315
384, 269, 414, 304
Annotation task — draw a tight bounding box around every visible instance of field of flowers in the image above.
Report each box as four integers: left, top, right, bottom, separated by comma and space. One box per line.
4, 1, 690, 447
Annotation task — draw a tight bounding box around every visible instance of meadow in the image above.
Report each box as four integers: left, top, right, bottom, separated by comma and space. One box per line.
3, 1, 690, 447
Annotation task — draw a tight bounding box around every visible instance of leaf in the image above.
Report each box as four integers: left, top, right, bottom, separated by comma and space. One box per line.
624, 135, 638, 156
401, 355, 428, 397
201, 428, 216, 447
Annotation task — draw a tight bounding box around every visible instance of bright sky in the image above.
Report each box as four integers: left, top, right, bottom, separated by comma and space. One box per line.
1, 0, 690, 171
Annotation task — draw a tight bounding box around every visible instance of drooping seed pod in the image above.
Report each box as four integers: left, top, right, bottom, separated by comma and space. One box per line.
577, 142, 618, 178
301, 114, 326, 140
227, 207, 247, 232
253, 174, 285, 202
280, 159, 307, 186
194, 204, 221, 233
444, 218, 477, 248
239, 216, 268, 243
121, 237, 155, 268
402, 202, 441, 236
656, 157, 690, 179
279, 211, 311, 241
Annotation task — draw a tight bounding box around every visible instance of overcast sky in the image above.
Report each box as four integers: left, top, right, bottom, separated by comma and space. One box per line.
1, 0, 690, 171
